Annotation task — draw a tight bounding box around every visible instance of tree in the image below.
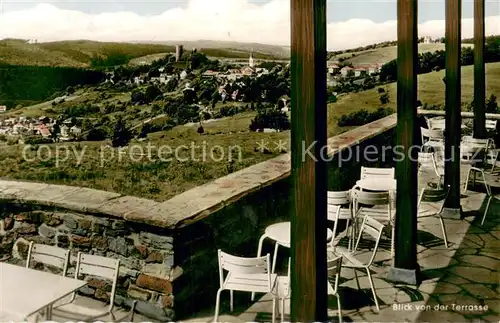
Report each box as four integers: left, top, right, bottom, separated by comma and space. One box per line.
52, 122, 60, 140
197, 125, 205, 135
380, 91, 390, 105
131, 90, 145, 105
111, 117, 131, 147
145, 85, 162, 103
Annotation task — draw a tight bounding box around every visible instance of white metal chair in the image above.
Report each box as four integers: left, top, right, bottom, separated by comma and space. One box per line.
351, 189, 394, 260
52, 252, 137, 322
26, 241, 70, 274
464, 167, 498, 225
326, 256, 343, 323
327, 215, 384, 312
214, 250, 277, 323
328, 191, 355, 251
26, 242, 71, 320
360, 167, 395, 180
485, 119, 497, 131
462, 136, 491, 151
417, 186, 451, 248
421, 127, 444, 152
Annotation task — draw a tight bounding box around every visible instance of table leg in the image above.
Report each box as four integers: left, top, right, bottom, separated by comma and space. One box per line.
271, 242, 279, 274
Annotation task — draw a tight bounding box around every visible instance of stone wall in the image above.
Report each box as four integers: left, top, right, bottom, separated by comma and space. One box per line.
0, 114, 397, 320
0, 204, 177, 321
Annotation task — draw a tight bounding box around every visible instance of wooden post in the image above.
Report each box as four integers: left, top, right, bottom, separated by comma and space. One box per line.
387, 0, 419, 285
473, 0, 486, 139
443, 0, 462, 216
290, 0, 328, 321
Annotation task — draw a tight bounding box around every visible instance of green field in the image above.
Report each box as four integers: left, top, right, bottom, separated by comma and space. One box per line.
331, 43, 474, 66
0, 62, 498, 201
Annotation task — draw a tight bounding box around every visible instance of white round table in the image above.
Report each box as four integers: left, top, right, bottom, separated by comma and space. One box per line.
256, 222, 333, 273
356, 178, 397, 191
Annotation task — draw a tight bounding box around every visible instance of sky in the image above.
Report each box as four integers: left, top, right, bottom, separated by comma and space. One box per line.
0, 0, 499, 50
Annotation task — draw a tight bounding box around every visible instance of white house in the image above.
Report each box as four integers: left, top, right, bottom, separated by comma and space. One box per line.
180, 70, 188, 80
70, 126, 82, 137
423, 36, 433, 44
340, 66, 354, 77
354, 67, 367, 77
60, 125, 69, 138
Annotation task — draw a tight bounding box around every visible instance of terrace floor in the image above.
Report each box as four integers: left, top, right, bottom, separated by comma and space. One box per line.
48, 165, 499, 323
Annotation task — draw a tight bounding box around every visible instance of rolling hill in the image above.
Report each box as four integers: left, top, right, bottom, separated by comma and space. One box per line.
331, 43, 475, 66
0, 39, 283, 68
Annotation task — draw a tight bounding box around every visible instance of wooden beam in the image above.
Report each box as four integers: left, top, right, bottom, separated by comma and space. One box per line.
444, 0, 462, 211
390, 0, 419, 280
473, 0, 486, 139
290, 0, 328, 321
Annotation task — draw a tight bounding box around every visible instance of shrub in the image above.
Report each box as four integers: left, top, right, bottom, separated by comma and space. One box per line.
24, 136, 53, 145
486, 94, 499, 114
337, 107, 394, 127
378, 87, 385, 94
380, 91, 390, 105
249, 109, 290, 131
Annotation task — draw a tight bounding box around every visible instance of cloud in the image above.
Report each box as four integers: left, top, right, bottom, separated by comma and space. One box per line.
0, 0, 499, 50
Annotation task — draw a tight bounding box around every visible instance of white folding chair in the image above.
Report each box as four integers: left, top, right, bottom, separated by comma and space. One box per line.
360, 167, 395, 180
52, 252, 137, 322
328, 191, 355, 251
417, 186, 451, 248
328, 215, 385, 312
427, 117, 446, 131
214, 250, 277, 323
421, 127, 444, 152
351, 189, 394, 260
464, 167, 498, 225
26, 242, 71, 320
327, 256, 343, 323
485, 119, 497, 131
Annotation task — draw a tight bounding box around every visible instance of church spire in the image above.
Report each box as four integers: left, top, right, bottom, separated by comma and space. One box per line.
249, 50, 255, 68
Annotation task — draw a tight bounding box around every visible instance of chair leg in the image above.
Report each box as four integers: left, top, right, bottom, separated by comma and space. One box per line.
390, 224, 395, 264
438, 216, 449, 248
365, 268, 380, 312
272, 242, 279, 274
214, 289, 223, 323
271, 296, 277, 323
463, 168, 472, 194
336, 294, 342, 323
281, 298, 285, 322
230, 290, 234, 312
353, 269, 361, 290
481, 196, 492, 225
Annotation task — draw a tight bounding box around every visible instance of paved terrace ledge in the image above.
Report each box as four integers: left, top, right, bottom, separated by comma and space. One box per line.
0, 114, 397, 229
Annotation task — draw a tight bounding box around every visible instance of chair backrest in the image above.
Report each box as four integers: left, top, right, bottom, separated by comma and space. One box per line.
417, 185, 450, 214
218, 250, 272, 290
360, 167, 395, 180
461, 145, 482, 163
351, 189, 390, 206
26, 242, 70, 275
327, 190, 351, 206
421, 127, 444, 142
428, 117, 446, 130
462, 136, 490, 150
485, 119, 497, 130
75, 253, 119, 310
326, 256, 343, 295
353, 216, 384, 266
